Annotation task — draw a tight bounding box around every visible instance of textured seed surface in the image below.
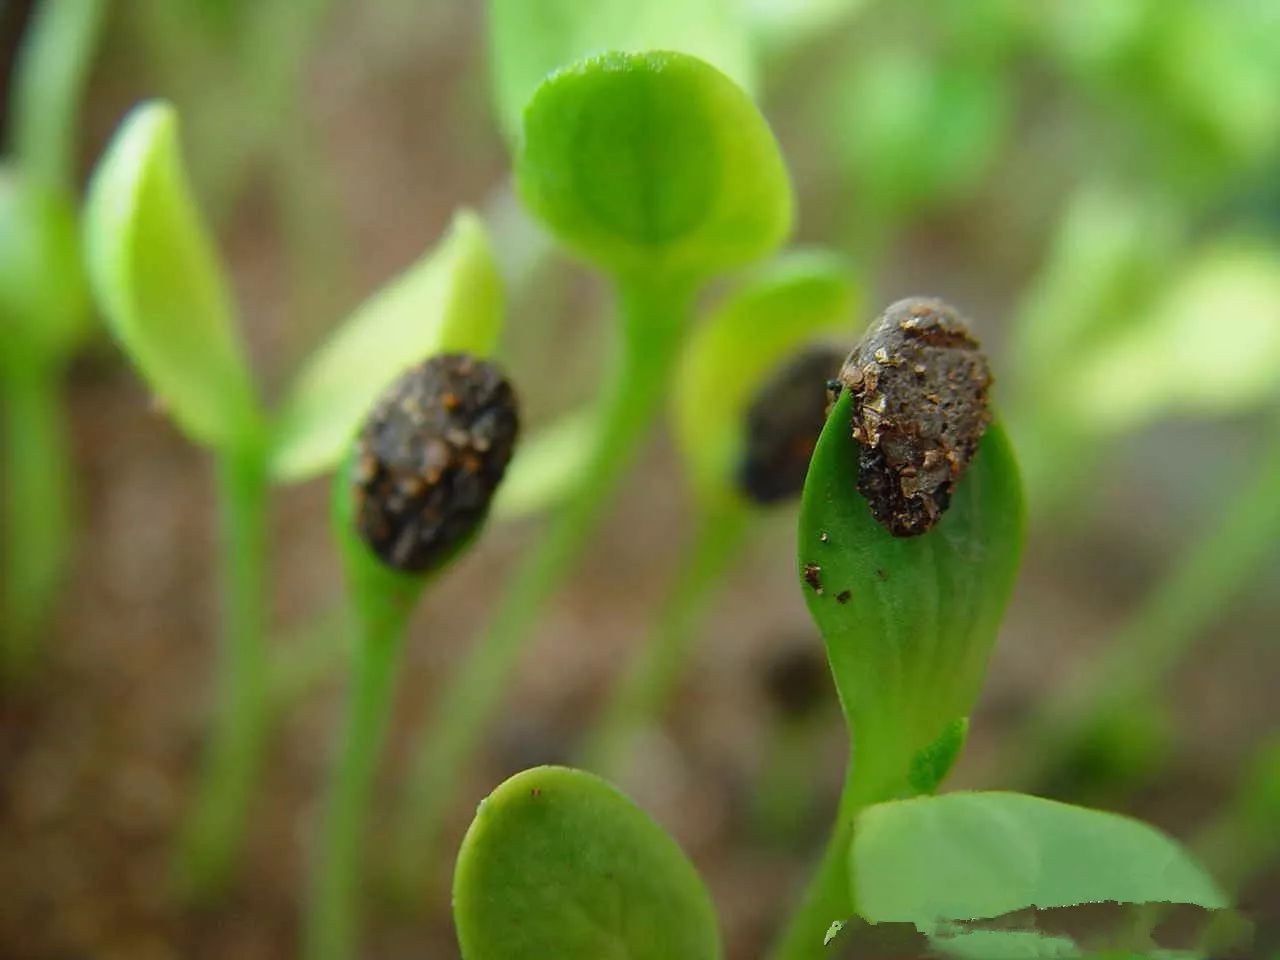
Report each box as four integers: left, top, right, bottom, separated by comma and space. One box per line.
738, 345, 846, 505
839, 297, 991, 537
353, 354, 518, 572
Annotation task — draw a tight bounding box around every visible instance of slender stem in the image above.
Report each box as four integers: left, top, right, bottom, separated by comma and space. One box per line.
304, 596, 413, 960
387, 277, 693, 904
175, 436, 270, 899
1, 359, 74, 682
9, 0, 109, 190
990, 421, 1280, 790
768, 729, 910, 960
581, 501, 749, 776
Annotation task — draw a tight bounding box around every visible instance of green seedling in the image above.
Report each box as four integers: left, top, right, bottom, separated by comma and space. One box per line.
304, 353, 519, 960
83, 100, 502, 898
389, 49, 792, 899
448, 296, 1228, 960
583, 250, 858, 775
0, 0, 108, 680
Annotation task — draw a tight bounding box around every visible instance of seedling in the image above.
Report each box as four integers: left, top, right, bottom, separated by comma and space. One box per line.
82, 99, 502, 898
389, 49, 792, 897
0, 0, 107, 679
449, 298, 1229, 960
583, 251, 857, 774
304, 354, 519, 960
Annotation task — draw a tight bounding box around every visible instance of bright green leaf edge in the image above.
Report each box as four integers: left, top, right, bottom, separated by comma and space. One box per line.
269, 209, 503, 483
83, 100, 259, 449
453, 765, 722, 960
852, 791, 1228, 931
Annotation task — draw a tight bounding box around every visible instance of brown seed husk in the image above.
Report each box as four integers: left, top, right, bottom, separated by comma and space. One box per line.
737, 345, 845, 505
352, 353, 518, 572
839, 297, 991, 537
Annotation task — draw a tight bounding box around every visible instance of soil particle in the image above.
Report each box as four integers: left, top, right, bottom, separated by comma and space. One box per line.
802, 563, 823, 595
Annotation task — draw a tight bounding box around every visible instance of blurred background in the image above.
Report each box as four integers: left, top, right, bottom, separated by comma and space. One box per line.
1, 1, 1277, 957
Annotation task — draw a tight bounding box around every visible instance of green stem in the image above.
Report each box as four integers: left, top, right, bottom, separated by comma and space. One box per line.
581, 501, 749, 776
991, 421, 1280, 790
304, 595, 413, 960
768, 724, 912, 960
387, 277, 693, 904
9, 0, 109, 190
1, 359, 74, 682
176, 436, 270, 899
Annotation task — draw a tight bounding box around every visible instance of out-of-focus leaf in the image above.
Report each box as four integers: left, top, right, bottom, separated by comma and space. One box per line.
798, 393, 1024, 794
673, 251, 857, 505
83, 101, 260, 448
8, 0, 109, 190
829, 49, 1009, 217
852, 792, 1228, 933
517, 51, 791, 282
453, 766, 721, 960
1067, 242, 1280, 433
0, 169, 92, 363
491, 406, 597, 519
488, 0, 755, 144
738, 0, 868, 56
270, 211, 503, 482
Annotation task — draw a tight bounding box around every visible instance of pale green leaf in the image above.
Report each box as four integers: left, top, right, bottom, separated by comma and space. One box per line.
517, 51, 792, 282
489, 0, 755, 143
491, 406, 598, 519
1069, 242, 1280, 433
270, 210, 503, 482
673, 250, 857, 504
853, 792, 1228, 931
454, 766, 721, 960
83, 101, 260, 448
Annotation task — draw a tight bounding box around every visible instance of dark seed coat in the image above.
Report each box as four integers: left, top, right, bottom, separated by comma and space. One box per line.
737, 345, 845, 505
352, 354, 518, 572
839, 298, 991, 537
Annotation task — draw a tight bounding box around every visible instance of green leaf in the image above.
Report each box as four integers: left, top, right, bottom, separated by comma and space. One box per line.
270, 210, 503, 482
453, 766, 721, 960
491, 406, 598, 519
798, 392, 1024, 794
1066, 241, 1280, 433
852, 791, 1228, 932
83, 101, 260, 448
907, 717, 969, 795
672, 250, 858, 505
488, 0, 755, 144
0, 168, 92, 363
517, 50, 792, 282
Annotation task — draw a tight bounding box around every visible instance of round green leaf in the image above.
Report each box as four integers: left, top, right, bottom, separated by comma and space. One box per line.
673, 250, 858, 505
488, 0, 755, 144
798, 391, 1025, 791
83, 101, 260, 448
454, 765, 721, 960
0, 168, 92, 363
517, 50, 792, 281
270, 210, 503, 483
852, 791, 1228, 930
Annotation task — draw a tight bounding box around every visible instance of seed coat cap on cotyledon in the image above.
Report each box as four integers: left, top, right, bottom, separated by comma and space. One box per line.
839, 298, 992, 537
352, 354, 519, 572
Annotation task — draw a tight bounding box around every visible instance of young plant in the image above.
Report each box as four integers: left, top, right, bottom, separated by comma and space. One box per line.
0, 0, 108, 680
83, 99, 502, 898
389, 49, 792, 898
449, 296, 1229, 960
583, 251, 857, 774
305, 354, 519, 960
